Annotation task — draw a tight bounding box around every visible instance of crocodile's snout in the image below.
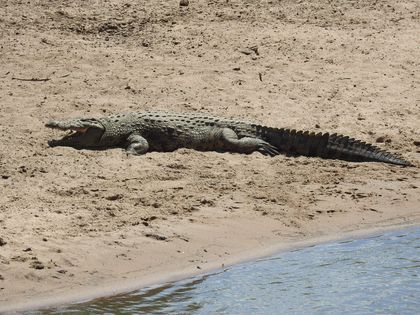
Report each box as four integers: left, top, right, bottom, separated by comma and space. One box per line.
45, 121, 57, 128
45, 120, 69, 131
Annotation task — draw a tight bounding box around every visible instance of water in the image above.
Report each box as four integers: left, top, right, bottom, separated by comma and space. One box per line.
35, 227, 420, 314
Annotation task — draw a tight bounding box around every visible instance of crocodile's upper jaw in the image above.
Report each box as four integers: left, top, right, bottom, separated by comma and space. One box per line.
46, 118, 105, 149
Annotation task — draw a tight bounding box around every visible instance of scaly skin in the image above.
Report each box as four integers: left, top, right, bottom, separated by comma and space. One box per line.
46, 111, 412, 166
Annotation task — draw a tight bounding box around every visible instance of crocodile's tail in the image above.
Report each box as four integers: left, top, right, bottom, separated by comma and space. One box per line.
257, 126, 412, 166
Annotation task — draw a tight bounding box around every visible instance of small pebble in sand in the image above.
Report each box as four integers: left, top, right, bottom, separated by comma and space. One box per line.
0, 238, 6, 246
179, 0, 189, 6
30, 260, 45, 270
145, 233, 167, 241
106, 194, 123, 201
239, 46, 259, 56
376, 136, 391, 143
239, 48, 253, 55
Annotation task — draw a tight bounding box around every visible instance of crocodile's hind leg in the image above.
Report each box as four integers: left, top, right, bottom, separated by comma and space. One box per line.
220, 128, 280, 156
126, 134, 149, 155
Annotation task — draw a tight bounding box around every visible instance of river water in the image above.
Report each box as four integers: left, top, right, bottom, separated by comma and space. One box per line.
34, 227, 419, 314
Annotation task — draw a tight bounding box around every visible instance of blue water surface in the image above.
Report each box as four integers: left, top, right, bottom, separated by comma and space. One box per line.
36, 227, 420, 315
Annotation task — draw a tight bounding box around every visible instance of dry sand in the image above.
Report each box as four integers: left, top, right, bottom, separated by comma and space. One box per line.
0, 0, 419, 312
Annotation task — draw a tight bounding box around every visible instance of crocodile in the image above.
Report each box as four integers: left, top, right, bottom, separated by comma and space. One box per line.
45, 111, 412, 166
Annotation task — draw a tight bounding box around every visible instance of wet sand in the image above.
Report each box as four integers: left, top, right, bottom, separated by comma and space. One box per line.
0, 0, 419, 312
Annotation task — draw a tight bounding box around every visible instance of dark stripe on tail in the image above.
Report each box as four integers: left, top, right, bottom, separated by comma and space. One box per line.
260, 126, 411, 166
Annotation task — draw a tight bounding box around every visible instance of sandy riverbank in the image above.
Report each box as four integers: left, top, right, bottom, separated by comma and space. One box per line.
2, 211, 420, 313
0, 0, 419, 313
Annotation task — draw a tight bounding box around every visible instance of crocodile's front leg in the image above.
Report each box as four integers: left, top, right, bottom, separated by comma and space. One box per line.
220, 128, 280, 156
126, 134, 149, 155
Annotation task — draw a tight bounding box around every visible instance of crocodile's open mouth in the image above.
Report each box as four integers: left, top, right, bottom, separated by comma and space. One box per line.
46, 119, 105, 148
47, 127, 90, 147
